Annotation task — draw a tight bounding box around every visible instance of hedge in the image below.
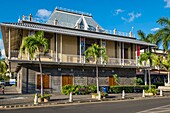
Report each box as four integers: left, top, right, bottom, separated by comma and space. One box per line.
62, 85, 97, 95
108, 85, 156, 93
62, 85, 156, 95
152, 82, 164, 88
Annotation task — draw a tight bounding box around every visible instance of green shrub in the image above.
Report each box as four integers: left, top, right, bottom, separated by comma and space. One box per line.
109, 85, 156, 93
62, 85, 74, 95
145, 88, 157, 95
88, 85, 97, 93
62, 85, 90, 95
152, 82, 164, 88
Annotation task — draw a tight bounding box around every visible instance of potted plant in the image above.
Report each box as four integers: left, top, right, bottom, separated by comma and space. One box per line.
37, 94, 42, 103
42, 93, 51, 102
145, 88, 157, 96
101, 92, 108, 99
91, 93, 98, 99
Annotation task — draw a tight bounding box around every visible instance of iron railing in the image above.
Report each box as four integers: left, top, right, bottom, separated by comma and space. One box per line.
9, 50, 148, 67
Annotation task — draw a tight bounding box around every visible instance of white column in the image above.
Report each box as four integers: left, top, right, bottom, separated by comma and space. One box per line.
60, 34, 62, 62
122, 42, 124, 65
136, 45, 138, 66
84, 38, 86, 63
119, 42, 121, 65
100, 39, 103, 64
8, 28, 11, 59
79, 37, 81, 63
55, 33, 58, 62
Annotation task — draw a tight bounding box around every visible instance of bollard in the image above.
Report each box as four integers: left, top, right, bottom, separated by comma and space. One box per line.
34, 93, 38, 104
160, 89, 163, 96
142, 89, 145, 97
69, 92, 73, 102
122, 90, 125, 99
98, 91, 101, 100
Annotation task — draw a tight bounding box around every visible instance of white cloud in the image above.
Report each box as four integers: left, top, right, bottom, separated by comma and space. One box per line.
114, 9, 124, 15
151, 27, 160, 32
36, 9, 52, 18
35, 9, 52, 22
164, 0, 170, 8
121, 12, 142, 22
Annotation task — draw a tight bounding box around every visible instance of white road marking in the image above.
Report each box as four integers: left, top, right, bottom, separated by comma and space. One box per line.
137, 104, 170, 113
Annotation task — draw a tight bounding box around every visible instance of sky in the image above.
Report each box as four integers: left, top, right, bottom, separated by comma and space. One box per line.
0, 0, 170, 57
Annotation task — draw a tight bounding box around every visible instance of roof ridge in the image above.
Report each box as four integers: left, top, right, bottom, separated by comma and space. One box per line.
55, 7, 92, 17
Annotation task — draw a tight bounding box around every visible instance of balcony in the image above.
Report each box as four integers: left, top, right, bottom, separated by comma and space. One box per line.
9, 50, 149, 67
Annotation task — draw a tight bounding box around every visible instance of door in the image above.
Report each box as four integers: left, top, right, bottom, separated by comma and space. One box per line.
37, 74, 50, 89
62, 75, 73, 86
109, 76, 116, 86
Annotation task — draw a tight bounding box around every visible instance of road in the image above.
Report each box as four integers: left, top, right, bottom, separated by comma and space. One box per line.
1, 98, 170, 113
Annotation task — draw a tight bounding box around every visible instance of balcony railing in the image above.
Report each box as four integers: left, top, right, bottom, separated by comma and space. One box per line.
9, 50, 148, 67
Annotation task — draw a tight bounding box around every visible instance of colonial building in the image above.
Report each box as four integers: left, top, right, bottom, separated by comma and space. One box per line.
0, 7, 155, 93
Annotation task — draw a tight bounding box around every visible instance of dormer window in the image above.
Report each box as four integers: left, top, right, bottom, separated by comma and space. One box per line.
75, 15, 89, 30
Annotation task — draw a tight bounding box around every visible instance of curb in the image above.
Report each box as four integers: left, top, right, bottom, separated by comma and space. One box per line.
0, 96, 169, 109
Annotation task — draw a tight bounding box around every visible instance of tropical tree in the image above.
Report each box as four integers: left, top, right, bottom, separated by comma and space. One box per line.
152, 55, 163, 76
84, 44, 108, 95
154, 17, 170, 52
138, 52, 156, 89
0, 60, 7, 82
20, 31, 48, 96
0, 61, 7, 75
138, 30, 154, 43
160, 54, 170, 84
137, 30, 155, 86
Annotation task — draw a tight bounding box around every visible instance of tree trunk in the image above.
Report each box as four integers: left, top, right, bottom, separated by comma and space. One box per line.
144, 69, 147, 85
39, 55, 43, 96
96, 63, 99, 94
148, 69, 151, 90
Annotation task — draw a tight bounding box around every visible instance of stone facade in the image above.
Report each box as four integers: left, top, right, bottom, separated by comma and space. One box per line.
17, 64, 136, 94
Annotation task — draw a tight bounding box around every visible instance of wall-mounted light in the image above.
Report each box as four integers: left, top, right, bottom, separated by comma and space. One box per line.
58, 68, 61, 71
112, 70, 114, 73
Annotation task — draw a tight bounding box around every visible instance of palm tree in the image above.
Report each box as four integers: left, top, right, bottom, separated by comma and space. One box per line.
138, 52, 156, 89
20, 31, 48, 96
152, 55, 163, 76
84, 44, 108, 94
138, 30, 154, 43
137, 30, 156, 86
154, 17, 170, 52
0, 61, 7, 75
160, 54, 170, 84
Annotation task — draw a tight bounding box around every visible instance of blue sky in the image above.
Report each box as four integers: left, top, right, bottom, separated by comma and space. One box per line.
0, 0, 170, 57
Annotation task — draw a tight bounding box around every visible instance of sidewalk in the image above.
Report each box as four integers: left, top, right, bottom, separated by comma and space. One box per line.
1, 86, 170, 109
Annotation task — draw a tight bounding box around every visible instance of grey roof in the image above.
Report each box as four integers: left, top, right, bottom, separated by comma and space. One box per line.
47, 8, 104, 32
0, 21, 156, 47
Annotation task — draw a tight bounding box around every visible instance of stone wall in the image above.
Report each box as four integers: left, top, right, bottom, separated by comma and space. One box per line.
19, 64, 136, 93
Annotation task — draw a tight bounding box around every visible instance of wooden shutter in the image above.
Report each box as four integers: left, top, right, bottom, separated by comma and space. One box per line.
37, 74, 49, 89
109, 76, 116, 86
62, 75, 73, 86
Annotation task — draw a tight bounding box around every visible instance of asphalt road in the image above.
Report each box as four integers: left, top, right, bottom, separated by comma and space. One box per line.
1, 98, 170, 113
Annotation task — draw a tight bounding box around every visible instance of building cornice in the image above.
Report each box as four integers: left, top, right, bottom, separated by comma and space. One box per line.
0, 21, 156, 47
